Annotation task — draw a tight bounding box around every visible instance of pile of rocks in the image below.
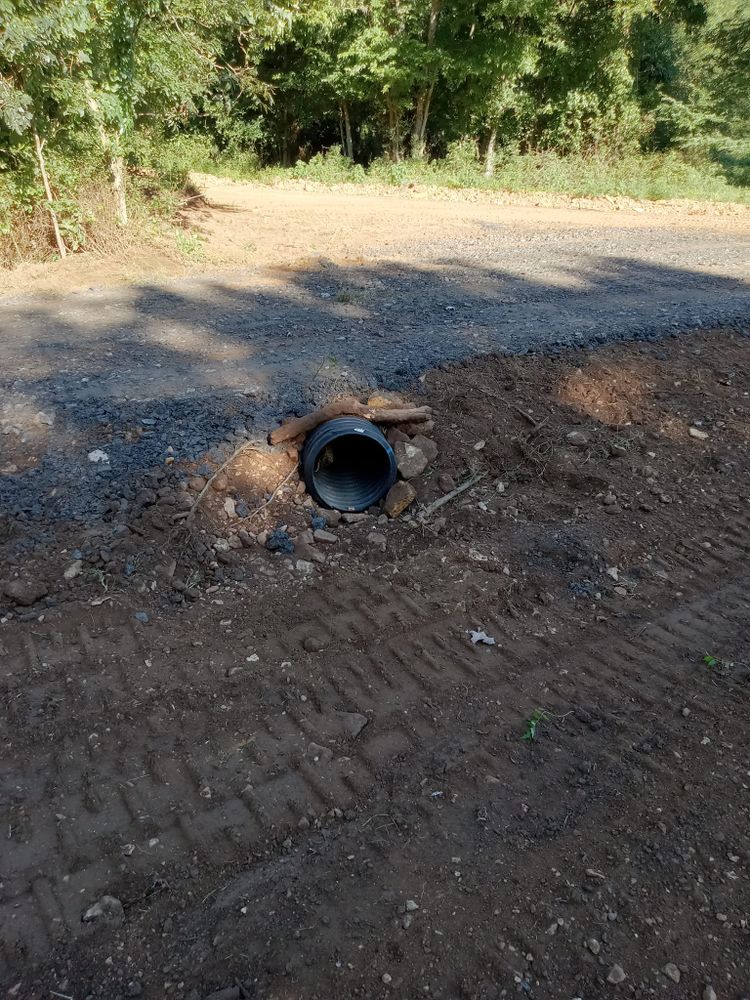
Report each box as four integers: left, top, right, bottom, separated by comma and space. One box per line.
381, 427, 438, 518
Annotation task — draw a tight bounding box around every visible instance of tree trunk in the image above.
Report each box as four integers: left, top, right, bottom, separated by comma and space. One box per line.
110, 155, 127, 226
410, 0, 442, 159
484, 127, 497, 177
282, 105, 290, 167
33, 132, 67, 259
386, 98, 402, 163
341, 101, 354, 160
411, 80, 435, 159
87, 92, 128, 225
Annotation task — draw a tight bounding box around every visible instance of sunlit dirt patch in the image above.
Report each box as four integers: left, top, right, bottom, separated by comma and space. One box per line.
557, 362, 649, 426
186, 445, 305, 543
0, 392, 56, 473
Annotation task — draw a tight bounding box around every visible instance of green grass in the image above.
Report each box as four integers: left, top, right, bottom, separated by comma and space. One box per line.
183, 141, 750, 205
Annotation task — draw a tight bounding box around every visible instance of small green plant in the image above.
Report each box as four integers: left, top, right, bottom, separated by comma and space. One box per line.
703, 651, 733, 672
522, 709, 550, 742
174, 229, 206, 261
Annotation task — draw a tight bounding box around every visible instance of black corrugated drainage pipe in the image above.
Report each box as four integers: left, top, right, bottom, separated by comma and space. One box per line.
301, 416, 398, 512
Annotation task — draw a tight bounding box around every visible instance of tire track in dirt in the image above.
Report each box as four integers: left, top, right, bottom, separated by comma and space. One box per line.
1, 511, 749, 974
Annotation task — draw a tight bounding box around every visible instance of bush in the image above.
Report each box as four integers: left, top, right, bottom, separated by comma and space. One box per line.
291, 146, 365, 183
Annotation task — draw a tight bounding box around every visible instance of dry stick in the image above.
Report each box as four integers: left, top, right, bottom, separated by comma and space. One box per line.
33, 132, 67, 259
418, 472, 485, 521
174, 439, 260, 522
269, 398, 432, 445
243, 466, 298, 523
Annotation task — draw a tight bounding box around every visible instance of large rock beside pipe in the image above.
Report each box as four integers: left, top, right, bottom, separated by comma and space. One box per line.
410, 434, 438, 463
394, 441, 429, 480
383, 480, 417, 518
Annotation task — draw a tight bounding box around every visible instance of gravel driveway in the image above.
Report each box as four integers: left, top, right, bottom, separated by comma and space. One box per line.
1, 185, 748, 523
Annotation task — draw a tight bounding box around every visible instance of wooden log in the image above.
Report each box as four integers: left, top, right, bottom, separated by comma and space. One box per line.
269, 397, 432, 445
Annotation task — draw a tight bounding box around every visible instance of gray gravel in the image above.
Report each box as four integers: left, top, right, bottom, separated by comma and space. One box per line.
0, 222, 748, 526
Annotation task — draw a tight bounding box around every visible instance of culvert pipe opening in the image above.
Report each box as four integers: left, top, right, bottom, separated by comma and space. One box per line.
301, 416, 398, 512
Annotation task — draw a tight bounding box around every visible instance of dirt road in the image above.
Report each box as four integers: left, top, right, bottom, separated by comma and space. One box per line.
1, 183, 749, 998
1, 178, 749, 525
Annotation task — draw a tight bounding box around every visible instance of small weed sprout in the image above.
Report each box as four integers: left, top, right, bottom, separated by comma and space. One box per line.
522, 709, 550, 742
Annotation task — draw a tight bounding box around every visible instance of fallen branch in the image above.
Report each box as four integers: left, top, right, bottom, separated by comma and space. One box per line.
418, 472, 485, 521
269, 397, 432, 445
173, 439, 259, 522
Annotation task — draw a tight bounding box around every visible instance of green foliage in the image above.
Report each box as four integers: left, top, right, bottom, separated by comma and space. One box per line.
1, 0, 749, 262
522, 709, 550, 742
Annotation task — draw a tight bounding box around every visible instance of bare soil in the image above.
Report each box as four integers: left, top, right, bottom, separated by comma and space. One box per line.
2, 327, 750, 1000
3, 173, 749, 298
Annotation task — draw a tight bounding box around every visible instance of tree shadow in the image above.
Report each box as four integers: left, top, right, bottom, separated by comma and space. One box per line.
0, 253, 748, 526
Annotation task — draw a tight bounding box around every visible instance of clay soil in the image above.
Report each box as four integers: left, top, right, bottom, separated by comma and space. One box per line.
1, 327, 749, 1000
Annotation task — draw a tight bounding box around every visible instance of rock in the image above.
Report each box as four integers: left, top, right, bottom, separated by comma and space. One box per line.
387, 427, 411, 447
303, 635, 328, 652
63, 560, 83, 580
609, 443, 628, 458
383, 480, 416, 518
400, 418, 434, 436
238, 529, 255, 547
2, 579, 48, 607
438, 473, 456, 494
227, 534, 242, 549
82, 895, 124, 925
298, 528, 315, 544
256, 530, 269, 546
337, 712, 368, 738
341, 512, 367, 524
87, 449, 110, 464
297, 816, 310, 831
188, 475, 206, 491
295, 559, 314, 574
367, 531, 387, 551
211, 474, 229, 491
266, 528, 294, 554
473, 439, 486, 451
603, 492, 617, 506
394, 440, 429, 480
703, 986, 717, 1000
382, 973, 392, 985
587, 938, 601, 955
324, 509, 342, 526
313, 529, 338, 544
307, 741, 333, 765
566, 430, 589, 448
235, 500, 250, 517
607, 965, 626, 984
689, 426, 709, 440
203, 989, 240, 1000
294, 541, 326, 564
662, 964, 681, 984
223, 497, 236, 518
125, 982, 143, 998
405, 899, 419, 912
134, 612, 149, 624
410, 434, 438, 463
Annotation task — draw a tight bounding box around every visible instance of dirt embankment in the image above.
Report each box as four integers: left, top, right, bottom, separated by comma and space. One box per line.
1, 328, 749, 999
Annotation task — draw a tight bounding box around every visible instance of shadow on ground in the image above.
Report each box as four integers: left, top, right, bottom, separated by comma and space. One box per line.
0, 255, 748, 525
